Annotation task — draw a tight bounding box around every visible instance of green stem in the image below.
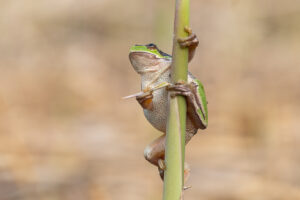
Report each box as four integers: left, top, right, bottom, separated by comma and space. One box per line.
163, 0, 189, 200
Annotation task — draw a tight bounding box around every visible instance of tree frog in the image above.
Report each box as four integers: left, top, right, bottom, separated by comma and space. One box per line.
128, 27, 208, 182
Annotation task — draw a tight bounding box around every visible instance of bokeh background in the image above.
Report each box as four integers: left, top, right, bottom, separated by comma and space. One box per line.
0, 0, 300, 199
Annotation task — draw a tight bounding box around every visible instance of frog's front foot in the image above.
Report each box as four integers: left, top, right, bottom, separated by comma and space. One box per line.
177, 27, 199, 49
136, 92, 153, 111
167, 82, 196, 99
177, 27, 199, 62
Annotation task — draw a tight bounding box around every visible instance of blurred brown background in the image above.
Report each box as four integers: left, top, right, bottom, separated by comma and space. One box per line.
0, 0, 299, 199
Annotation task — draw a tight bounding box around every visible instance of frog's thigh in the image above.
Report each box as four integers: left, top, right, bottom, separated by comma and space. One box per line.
144, 134, 166, 166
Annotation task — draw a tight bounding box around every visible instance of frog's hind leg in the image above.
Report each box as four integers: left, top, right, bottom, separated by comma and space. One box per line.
144, 134, 192, 183
144, 134, 166, 168
144, 134, 168, 181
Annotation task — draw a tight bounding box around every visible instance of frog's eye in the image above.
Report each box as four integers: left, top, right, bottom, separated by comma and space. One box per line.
146, 43, 157, 50
147, 43, 155, 47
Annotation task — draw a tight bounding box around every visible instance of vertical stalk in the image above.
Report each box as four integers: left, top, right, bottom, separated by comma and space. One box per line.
163, 0, 189, 200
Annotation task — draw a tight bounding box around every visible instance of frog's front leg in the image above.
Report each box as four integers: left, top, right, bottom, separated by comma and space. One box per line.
167, 82, 208, 130
177, 27, 199, 62
136, 92, 153, 110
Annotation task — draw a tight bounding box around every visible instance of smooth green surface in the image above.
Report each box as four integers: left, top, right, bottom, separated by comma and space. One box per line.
130, 45, 171, 59
195, 79, 208, 126
163, 0, 189, 199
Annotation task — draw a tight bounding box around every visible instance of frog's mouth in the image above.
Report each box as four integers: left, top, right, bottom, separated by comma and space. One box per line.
129, 51, 161, 60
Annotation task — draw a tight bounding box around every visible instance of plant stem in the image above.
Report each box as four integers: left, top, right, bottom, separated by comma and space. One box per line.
163, 0, 189, 199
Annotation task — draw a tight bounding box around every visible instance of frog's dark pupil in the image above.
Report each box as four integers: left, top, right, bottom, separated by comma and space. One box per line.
147, 43, 156, 48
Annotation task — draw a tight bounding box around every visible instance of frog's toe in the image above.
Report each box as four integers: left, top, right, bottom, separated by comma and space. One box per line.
179, 38, 199, 48
167, 83, 191, 92
168, 83, 194, 98
157, 159, 167, 181
177, 27, 199, 48
184, 26, 193, 35
178, 34, 199, 48
158, 159, 166, 170
170, 91, 191, 98
177, 33, 196, 43
158, 167, 165, 181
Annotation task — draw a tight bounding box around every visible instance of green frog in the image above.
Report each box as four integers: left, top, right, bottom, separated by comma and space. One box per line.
128, 27, 208, 182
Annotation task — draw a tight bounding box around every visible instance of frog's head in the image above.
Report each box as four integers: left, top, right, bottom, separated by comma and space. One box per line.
129, 43, 171, 74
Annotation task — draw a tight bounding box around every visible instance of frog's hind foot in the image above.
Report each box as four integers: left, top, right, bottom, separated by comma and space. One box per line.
158, 160, 191, 185
158, 159, 166, 180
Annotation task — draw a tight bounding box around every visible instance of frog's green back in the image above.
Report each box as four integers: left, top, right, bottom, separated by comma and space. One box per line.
195, 79, 208, 125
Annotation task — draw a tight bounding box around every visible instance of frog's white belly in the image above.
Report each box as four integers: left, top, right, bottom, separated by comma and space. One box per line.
144, 87, 169, 132
142, 72, 198, 139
